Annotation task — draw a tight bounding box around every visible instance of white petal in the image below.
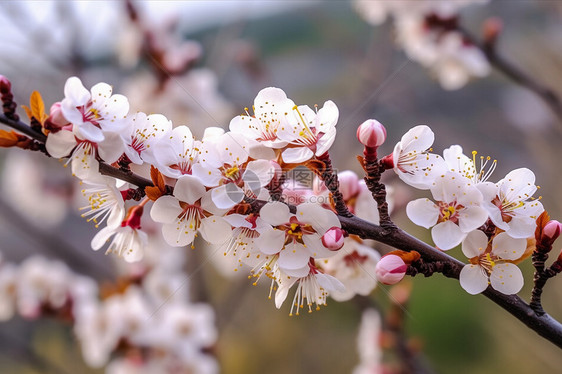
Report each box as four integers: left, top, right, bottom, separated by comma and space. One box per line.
255, 228, 285, 255
505, 216, 538, 239
46, 130, 76, 158
199, 216, 232, 245
275, 277, 298, 308
315, 100, 339, 133
64, 77, 90, 106
457, 206, 488, 233
211, 184, 243, 209
491, 232, 527, 261
174, 175, 207, 204
162, 221, 196, 247
243, 160, 274, 188
432, 221, 465, 250
400, 125, 434, 153
303, 233, 334, 258
315, 128, 337, 157
406, 198, 439, 229
260, 202, 291, 226
97, 132, 125, 163
74, 123, 105, 143
277, 242, 310, 270
150, 196, 182, 224
91, 226, 115, 250
461, 230, 488, 259
229, 115, 262, 139
499, 168, 537, 201
282, 147, 314, 164
490, 263, 524, 295
191, 163, 222, 187
459, 265, 489, 295
297, 203, 340, 234
316, 273, 345, 293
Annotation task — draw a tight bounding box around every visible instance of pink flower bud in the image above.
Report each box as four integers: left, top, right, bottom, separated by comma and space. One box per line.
357, 119, 386, 148
321, 227, 345, 251
375, 255, 407, 285
543, 220, 562, 242
0, 75, 11, 94
337, 170, 360, 200
47, 102, 70, 128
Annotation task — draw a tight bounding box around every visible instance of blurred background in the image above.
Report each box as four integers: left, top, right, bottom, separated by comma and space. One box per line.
0, 1, 562, 373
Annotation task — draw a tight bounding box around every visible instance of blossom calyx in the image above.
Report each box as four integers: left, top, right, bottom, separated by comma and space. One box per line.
375, 254, 408, 285
357, 119, 386, 148
321, 227, 345, 251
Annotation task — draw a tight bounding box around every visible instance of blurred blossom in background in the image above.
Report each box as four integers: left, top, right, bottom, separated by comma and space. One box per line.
0, 1, 562, 373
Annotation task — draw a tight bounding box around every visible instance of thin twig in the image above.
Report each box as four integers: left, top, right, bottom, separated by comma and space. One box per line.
459, 28, 562, 123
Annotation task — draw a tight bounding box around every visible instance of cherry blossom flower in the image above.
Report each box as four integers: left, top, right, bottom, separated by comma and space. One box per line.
389, 125, 445, 190
406, 171, 488, 250
229, 87, 292, 148
478, 168, 544, 238
91, 205, 147, 263
459, 230, 526, 295
122, 112, 173, 165
192, 133, 274, 209
276, 99, 339, 163
46, 128, 126, 180
153, 125, 200, 178
375, 254, 408, 285
274, 262, 344, 315
60, 77, 129, 143
150, 175, 231, 247
256, 201, 341, 271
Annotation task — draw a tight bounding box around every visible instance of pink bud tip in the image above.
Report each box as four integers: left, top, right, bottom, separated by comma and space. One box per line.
337, 170, 360, 201
543, 220, 562, 241
47, 102, 70, 128
357, 119, 386, 148
321, 227, 345, 251
375, 255, 407, 285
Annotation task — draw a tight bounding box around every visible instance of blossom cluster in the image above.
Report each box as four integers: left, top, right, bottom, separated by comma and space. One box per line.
44, 78, 385, 314
0, 249, 218, 373
378, 125, 543, 295
354, 0, 491, 90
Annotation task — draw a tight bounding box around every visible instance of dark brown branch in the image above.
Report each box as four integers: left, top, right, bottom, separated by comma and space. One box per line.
340, 215, 562, 349
2, 115, 562, 349
459, 28, 562, 123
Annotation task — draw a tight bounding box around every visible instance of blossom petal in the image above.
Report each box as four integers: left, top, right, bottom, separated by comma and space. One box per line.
461, 230, 488, 259
281, 147, 314, 164
459, 264, 489, 295
191, 163, 222, 187
277, 242, 310, 270
406, 198, 439, 229
150, 196, 182, 224
255, 228, 285, 255
46, 130, 76, 158
64, 77, 90, 106
162, 221, 196, 247
91, 226, 115, 250
243, 160, 274, 188
259, 202, 291, 226
174, 175, 207, 204
199, 216, 232, 245
297, 203, 340, 234
212, 184, 244, 209
458, 206, 488, 233
491, 232, 527, 261
490, 263, 524, 295
505, 216, 538, 239
431, 221, 464, 250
